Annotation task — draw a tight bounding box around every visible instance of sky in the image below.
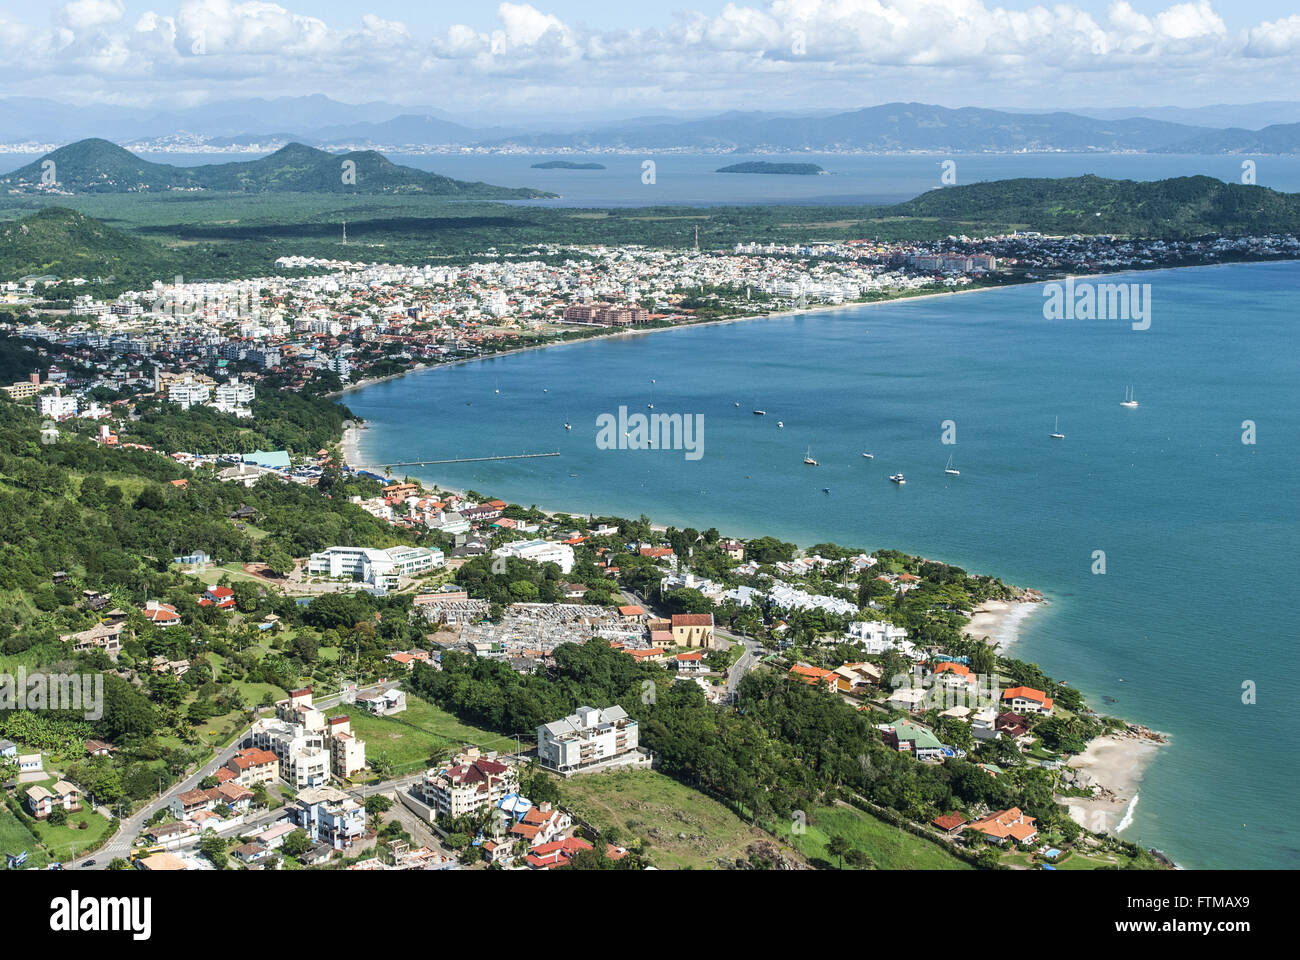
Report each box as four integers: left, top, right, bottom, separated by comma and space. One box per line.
3, 1, 1300, 118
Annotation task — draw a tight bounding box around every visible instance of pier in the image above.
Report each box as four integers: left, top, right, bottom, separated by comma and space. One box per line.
377, 452, 561, 468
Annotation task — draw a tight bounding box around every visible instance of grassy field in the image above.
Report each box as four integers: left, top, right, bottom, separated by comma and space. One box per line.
326, 694, 514, 775
0, 804, 48, 868
772, 803, 973, 870
558, 768, 805, 870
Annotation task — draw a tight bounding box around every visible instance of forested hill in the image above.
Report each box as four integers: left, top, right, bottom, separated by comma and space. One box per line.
0, 139, 556, 198
886, 175, 1300, 237
0, 207, 183, 282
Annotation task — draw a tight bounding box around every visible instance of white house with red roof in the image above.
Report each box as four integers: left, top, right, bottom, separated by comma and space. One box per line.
1000, 686, 1054, 715
198, 584, 236, 609
141, 600, 181, 626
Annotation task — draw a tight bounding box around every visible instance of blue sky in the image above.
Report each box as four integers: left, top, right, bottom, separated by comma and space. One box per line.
4, 1, 1300, 116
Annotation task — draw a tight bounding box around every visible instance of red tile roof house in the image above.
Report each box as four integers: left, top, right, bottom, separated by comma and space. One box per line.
994, 712, 1031, 738
198, 585, 236, 609
526, 836, 593, 869
933, 812, 969, 837
141, 600, 182, 626
964, 807, 1039, 846
1001, 686, 1054, 715
509, 802, 571, 848
789, 663, 839, 691
674, 651, 707, 672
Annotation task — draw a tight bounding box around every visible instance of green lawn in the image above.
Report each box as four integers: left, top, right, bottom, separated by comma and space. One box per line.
773, 804, 974, 870
30, 809, 115, 861
326, 694, 512, 775
559, 768, 804, 870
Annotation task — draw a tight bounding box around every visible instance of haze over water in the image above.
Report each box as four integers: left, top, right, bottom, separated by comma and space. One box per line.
7, 152, 1296, 207
345, 261, 1298, 870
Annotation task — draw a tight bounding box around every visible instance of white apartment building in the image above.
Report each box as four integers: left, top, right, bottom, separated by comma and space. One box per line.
537, 705, 645, 776
250, 688, 366, 786
307, 545, 444, 588
492, 539, 575, 575
213, 378, 255, 417
37, 394, 78, 419
846, 620, 912, 655
168, 378, 211, 410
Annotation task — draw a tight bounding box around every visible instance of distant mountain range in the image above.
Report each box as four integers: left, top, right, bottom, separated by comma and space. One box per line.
4, 96, 1300, 156
0, 140, 555, 198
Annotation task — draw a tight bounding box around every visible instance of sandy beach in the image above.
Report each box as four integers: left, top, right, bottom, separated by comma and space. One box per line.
962, 598, 1044, 652
1062, 730, 1167, 837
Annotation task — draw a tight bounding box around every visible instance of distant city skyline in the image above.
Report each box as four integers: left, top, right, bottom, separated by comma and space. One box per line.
2, 1, 1300, 119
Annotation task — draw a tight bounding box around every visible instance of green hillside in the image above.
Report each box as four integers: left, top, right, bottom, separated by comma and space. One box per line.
0, 207, 181, 282
891, 174, 1300, 236
0, 139, 556, 199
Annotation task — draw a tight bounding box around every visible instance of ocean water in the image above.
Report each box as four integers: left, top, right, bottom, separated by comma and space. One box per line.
6, 152, 1296, 207
344, 261, 1299, 869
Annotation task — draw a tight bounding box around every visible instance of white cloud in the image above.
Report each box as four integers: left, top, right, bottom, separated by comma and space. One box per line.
1, 1, 1299, 114
61, 0, 127, 29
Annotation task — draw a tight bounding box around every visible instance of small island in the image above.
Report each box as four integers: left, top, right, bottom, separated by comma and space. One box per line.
717, 161, 827, 175
531, 160, 607, 170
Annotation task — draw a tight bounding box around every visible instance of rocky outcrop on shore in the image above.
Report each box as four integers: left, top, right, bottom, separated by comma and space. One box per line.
1117, 723, 1170, 744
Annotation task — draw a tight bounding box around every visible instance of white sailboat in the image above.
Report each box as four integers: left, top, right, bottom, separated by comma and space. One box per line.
803, 447, 818, 466
944, 455, 960, 476
1120, 386, 1139, 408
1051, 416, 1065, 439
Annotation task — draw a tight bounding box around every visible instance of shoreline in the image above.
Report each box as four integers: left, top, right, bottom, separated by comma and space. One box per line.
1061, 728, 1168, 839
961, 597, 1045, 653
329, 257, 1296, 402
327, 280, 1014, 399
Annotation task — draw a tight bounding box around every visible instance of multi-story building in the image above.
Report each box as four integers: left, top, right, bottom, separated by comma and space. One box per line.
491, 539, 575, 575
167, 377, 212, 410
249, 688, 365, 787
226, 747, 279, 787
418, 748, 518, 819
289, 786, 366, 850
327, 716, 367, 780
307, 545, 444, 589
537, 705, 644, 776
213, 377, 255, 416
37, 393, 78, 419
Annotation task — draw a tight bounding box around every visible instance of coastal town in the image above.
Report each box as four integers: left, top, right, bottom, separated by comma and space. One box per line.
4, 229, 1298, 404
0, 214, 1260, 875
0, 359, 1170, 873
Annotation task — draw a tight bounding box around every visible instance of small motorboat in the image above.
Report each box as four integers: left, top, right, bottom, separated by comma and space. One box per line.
889, 473, 906, 484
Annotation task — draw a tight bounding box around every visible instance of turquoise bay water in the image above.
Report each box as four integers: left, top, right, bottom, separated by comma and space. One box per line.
345, 262, 1299, 869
